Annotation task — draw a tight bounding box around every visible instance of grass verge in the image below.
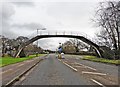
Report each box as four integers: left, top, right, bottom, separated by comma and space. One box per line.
81, 55, 120, 65
0, 54, 45, 67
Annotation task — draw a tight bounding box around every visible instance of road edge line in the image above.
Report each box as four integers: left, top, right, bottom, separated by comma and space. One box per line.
3, 59, 43, 87
91, 79, 105, 87
58, 59, 77, 72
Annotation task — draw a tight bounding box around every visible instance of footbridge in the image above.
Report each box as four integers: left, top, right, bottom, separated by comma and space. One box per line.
15, 30, 104, 58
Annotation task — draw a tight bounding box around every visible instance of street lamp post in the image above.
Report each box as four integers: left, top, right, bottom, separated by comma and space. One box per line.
37, 28, 46, 36
36, 28, 46, 56
37, 28, 46, 47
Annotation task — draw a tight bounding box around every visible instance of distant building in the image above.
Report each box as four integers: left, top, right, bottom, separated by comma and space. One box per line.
62, 41, 76, 53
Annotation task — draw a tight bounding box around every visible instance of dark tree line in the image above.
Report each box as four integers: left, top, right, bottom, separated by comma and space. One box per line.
1, 35, 43, 57
1, 36, 29, 57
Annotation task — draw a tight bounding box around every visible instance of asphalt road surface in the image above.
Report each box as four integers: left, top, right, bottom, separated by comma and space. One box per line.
64, 55, 119, 77
17, 54, 94, 85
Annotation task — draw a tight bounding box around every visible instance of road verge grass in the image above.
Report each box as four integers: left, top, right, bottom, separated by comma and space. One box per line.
81, 55, 120, 65
0, 54, 45, 67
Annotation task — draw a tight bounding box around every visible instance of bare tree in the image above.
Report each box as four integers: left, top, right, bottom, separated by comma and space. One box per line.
94, 1, 120, 59
69, 39, 80, 52
95, 30, 113, 48
69, 39, 89, 52
16, 36, 29, 45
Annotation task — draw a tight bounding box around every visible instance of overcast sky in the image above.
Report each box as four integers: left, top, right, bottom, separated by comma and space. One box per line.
1, 0, 108, 51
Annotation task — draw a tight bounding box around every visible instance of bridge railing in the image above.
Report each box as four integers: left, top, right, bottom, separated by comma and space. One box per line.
26, 30, 97, 44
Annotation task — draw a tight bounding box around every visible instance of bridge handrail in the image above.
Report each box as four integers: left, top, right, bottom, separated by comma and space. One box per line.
26, 30, 97, 45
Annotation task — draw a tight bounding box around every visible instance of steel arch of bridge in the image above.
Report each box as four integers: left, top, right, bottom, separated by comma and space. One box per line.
14, 34, 104, 58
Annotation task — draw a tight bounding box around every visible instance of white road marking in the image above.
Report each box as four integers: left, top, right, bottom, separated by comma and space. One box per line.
91, 79, 106, 87
71, 62, 80, 65
83, 65, 96, 71
62, 62, 78, 72
74, 62, 96, 71
20, 76, 26, 81
82, 71, 107, 75
58, 59, 77, 72
58, 59, 61, 61
18, 64, 24, 67
76, 58, 79, 59
0, 69, 13, 74
64, 61, 68, 62
72, 62, 83, 65
74, 66, 81, 67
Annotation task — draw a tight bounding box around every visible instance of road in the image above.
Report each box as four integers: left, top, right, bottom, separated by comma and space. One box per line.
62, 55, 119, 86
16, 54, 95, 85
64, 54, 119, 77
2, 54, 119, 86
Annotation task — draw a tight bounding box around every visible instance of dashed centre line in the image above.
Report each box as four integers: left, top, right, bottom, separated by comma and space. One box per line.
91, 79, 106, 87
82, 71, 107, 75
62, 61, 78, 72
58, 59, 78, 72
